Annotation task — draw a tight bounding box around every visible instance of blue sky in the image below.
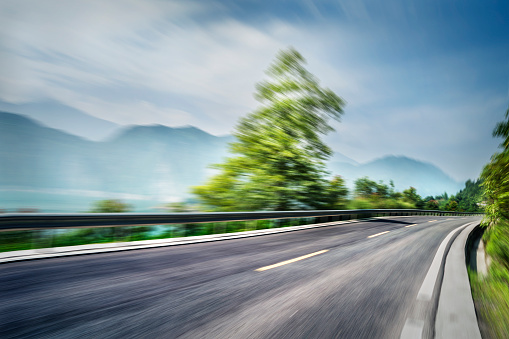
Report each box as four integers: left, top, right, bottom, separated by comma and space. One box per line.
0, 0, 508, 181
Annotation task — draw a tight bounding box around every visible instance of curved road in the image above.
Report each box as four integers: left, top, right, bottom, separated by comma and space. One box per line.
0, 215, 481, 338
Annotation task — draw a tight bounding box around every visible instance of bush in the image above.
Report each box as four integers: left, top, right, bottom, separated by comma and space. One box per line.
90, 199, 131, 213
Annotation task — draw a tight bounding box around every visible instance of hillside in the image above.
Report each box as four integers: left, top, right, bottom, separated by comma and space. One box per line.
0, 112, 233, 211
0, 112, 463, 211
328, 155, 463, 197
0, 100, 120, 141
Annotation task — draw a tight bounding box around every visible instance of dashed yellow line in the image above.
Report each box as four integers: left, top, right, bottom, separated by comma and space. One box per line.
368, 231, 390, 238
255, 249, 329, 272
405, 224, 418, 228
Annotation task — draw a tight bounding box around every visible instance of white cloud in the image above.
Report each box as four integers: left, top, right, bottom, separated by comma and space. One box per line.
0, 0, 506, 182
0, 0, 290, 132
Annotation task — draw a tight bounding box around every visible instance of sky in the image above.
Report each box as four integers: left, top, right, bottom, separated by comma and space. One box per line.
0, 0, 508, 182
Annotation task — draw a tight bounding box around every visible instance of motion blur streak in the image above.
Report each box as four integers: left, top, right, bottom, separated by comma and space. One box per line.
0, 215, 481, 338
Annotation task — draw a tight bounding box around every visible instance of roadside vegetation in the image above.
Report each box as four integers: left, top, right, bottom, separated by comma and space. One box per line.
470, 105, 509, 339
0, 175, 482, 253
192, 48, 347, 211
191, 48, 483, 213
0, 215, 332, 253
90, 199, 131, 213
0, 48, 484, 254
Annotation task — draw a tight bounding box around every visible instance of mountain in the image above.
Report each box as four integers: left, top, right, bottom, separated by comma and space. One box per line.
329, 152, 359, 166
0, 112, 233, 212
327, 155, 463, 197
0, 112, 463, 211
0, 100, 120, 141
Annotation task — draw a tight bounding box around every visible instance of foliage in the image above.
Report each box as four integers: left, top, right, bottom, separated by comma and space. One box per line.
484, 219, 509, 267
482, 106, 509, 226
166, 202, 193, 213
193, 47, 345, 211
444, 200, 458, 211
425, 199, 439, 210
354, 177, 390, 199
402, 187, 424, 208
0, 217, 322, 253
470, 105, 509, 338
350, 177, 416, 209
420, 188, 481, 212
347, 197, 415, 210
454, 179, 484, 212
323, 175, 349, 209
90, 199, 131, 213
470, 264, 509, 339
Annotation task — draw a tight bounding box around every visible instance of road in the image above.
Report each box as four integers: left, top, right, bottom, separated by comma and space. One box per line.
0, 215, 481, 338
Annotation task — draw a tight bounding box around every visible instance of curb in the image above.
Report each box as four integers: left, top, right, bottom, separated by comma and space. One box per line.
435, 223, 482, 339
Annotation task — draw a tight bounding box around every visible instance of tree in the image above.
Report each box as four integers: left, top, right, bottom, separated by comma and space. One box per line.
323, 175, 349, 209
402, 187, 424, 208
425, 199, 439, 210
166, 202, 192, 213
354, 177, 390, 199
193, 48, 345, 211
389, 180, 400, 199
454, 179, 484, 212
482, 105, 509, 226
444, 200, 458, 211
90, 199, 131, 213
354, 177, 377, 198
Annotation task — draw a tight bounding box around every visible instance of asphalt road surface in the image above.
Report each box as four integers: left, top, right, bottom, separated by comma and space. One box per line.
0, 215, 482, 338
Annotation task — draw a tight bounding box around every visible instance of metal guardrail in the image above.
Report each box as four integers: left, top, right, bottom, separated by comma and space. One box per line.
0, 209, 483, 231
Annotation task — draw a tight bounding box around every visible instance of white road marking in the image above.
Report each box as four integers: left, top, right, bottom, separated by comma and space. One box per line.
255, 249, 329, 271
400, 318, 424, 339
405, 224, 418, 228
367, 231, 390, 238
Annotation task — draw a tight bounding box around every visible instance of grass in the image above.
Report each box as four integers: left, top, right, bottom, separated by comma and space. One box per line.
470, 220, 509, 339
470, 262, 509, 339
0, 217, 323, 253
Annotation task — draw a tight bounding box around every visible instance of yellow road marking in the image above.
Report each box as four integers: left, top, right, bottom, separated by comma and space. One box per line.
405, 224, 418, 228
255, 249, 329, 272
428, 220, 437, 222
368, 231, 390, 238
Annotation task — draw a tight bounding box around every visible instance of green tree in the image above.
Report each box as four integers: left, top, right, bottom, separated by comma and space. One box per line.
354, 177, 390, 199
354, 177, 377, 198
389, 180, 401, 199
454, 179, 484, 212
470, 105, 509, 338
166, 202, 192, 213
425, 199, 439, 210
323, 175, 349, 209
90, 199, 131, 213
445, 200, 458, 211
193, 48, 345, 211
482, 106, 509, 226
402, 187, 424, 208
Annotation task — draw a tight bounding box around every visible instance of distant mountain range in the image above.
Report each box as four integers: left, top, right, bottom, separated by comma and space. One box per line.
0, 112, 463, 211
0, 100, 121, 141
0, 112, 233, 211
328, 155, 463, 198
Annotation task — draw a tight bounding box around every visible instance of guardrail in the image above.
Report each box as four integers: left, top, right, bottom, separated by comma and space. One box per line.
0, 209, 483, 253
0, 209, 483, 231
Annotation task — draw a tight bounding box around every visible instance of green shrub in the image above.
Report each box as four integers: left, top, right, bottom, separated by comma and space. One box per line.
471, 262, 509, 338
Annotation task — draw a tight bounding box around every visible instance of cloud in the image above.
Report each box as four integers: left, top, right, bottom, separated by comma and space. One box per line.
0, 0, 289, 133
0, 0, 506, 182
